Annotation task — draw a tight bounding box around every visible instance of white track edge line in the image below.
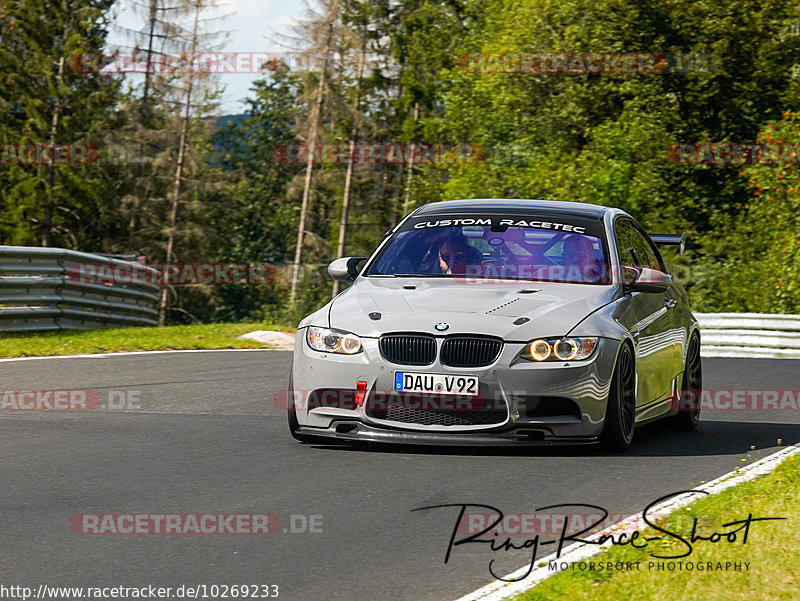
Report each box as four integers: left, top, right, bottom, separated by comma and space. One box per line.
453, 442, 800, 601
0, 348, 287, 363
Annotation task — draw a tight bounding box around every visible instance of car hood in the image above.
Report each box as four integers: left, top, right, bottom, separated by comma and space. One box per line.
328, 277, 618, 340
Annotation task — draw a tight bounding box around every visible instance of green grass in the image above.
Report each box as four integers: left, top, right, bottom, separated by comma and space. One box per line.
514, 453, 800, 601
0, 322, 296, 358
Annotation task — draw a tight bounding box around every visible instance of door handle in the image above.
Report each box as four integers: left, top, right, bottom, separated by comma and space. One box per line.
664, 298, 677, 309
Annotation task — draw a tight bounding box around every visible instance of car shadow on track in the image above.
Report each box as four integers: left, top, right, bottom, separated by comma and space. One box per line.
302, 420, 800, 458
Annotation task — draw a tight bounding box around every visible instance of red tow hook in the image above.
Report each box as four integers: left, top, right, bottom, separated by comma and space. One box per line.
354, 380, 368, 406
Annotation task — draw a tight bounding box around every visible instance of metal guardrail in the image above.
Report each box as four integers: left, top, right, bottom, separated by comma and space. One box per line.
1, 253, 797, 350
0, 245, 160, 332
696, 312, 800, 359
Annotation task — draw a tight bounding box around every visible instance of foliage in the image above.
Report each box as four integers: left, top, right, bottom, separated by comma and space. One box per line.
2, 0, 800, 321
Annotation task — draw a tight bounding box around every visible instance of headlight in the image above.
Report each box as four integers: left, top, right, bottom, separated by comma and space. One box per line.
306, 327, 363, 355
519, 337, 598, 362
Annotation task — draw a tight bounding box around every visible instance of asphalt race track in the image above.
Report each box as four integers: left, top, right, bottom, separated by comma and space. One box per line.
1, 351, 798, 600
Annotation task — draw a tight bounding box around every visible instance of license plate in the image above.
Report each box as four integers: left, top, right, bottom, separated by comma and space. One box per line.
393, 372, 479, 396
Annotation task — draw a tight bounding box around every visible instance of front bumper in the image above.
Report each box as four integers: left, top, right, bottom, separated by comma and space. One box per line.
290, 329, 620, 443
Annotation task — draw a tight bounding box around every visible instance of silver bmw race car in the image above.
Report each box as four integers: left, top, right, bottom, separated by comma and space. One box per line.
287, 199, 702, 451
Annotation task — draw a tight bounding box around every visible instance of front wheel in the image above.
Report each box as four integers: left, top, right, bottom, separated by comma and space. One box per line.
600, 343, 636, 452
287, 372, 318, 443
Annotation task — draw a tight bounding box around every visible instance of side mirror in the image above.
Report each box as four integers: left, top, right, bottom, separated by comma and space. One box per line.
623, 266, 672, 293
328, 256, 368, 282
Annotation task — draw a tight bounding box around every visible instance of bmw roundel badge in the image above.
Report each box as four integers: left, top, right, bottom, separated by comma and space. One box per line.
435, 322, 449, 331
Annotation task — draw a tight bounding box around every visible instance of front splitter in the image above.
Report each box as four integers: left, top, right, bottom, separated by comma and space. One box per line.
295, 422, 599, 447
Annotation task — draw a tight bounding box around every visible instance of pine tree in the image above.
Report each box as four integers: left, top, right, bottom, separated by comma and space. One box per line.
0, 0, 123, 248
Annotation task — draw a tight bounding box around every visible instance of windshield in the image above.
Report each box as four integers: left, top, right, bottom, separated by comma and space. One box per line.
365, 215, 610, 284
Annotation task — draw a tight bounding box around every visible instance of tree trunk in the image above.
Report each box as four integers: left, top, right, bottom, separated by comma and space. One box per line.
141, 0, 158, 113
158, 1, 199, 325
290, 10, 337, 303
129, 0, 160, 250
401, 102, 419, 216
331, 39, 366, 298
42, 49, 65, 246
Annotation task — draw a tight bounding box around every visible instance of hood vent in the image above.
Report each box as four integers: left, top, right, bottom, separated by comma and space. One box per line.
485, 297, 548, 318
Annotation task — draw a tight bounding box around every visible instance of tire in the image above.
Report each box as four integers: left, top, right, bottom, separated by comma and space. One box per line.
667, 332, 702, 431
600, 342, 636, 452
287, 372, 318, 443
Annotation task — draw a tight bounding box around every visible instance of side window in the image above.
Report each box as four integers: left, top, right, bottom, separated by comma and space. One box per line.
614, 219, 664, 271
631, 226, 664, 271
638, 228, 666, 271
615, 220, 638, 267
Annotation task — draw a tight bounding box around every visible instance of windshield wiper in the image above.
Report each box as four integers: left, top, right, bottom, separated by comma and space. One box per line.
389, 273, 451, 278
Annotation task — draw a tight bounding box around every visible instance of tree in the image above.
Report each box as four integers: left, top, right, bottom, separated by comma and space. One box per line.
114, 0, 196, 251
143, 0, 227, 324
331, 3, 368, 297
289, 0, 341, 302
211, 63, 303, 322
0, 0, 123, 248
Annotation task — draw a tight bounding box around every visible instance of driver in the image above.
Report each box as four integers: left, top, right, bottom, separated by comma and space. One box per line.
563, 235, 600, 281
438, 236, 474, 275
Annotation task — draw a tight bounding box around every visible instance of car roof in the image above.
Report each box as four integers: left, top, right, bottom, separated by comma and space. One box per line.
412, 199, 614, 221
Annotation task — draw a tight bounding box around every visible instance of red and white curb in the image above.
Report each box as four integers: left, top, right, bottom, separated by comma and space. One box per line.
237, 330, 296, 350
453, 442, 800, 601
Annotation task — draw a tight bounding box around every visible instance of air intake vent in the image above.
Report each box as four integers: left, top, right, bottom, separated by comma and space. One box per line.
383, 405, 505, 426
366, 392, 508, 426
441, 336, 502, 367
379, 334, 436, 366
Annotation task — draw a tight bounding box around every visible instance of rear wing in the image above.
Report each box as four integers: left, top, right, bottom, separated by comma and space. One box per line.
649, 232, 687, 256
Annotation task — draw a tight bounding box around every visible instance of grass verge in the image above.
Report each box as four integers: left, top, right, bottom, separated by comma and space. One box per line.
514, 452, 800, 601
0, 322, 295, 358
